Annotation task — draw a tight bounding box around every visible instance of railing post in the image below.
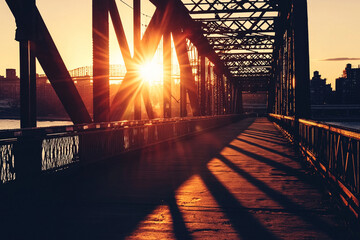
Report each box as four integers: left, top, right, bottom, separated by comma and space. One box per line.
15, 135, 43, 181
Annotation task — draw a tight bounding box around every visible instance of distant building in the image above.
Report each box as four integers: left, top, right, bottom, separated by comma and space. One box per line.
0, 69, 20, 100
310, 71, 333, 104
6, 69, 17, 80
335, 64, 360, 104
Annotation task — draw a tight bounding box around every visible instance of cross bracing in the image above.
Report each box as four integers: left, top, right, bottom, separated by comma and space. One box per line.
182, 0, 279, 88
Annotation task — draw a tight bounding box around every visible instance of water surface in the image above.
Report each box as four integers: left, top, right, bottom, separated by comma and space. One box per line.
0, 119, 72, 130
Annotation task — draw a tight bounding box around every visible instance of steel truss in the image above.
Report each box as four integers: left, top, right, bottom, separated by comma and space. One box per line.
182, 0, 310, 118
6, 0, 242, 127
5, 0, 310, 127
271, 0, 311, 117
182, 0, 278, 88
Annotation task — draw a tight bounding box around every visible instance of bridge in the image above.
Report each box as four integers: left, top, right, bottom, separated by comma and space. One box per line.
1, 0, 360, 239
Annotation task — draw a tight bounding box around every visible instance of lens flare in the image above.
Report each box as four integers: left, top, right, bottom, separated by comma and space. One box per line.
139, 61, 162, 86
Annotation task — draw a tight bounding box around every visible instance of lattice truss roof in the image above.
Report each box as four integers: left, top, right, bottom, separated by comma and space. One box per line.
182, 0, 279, 79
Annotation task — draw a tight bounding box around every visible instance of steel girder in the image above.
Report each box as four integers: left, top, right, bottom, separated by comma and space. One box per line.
6, 0, 92, 124
183, 0, 278, 14
234, 77, 270, 91
208, 36, 275, 51
200, 18, 275, 35
219, 52, 272, 61
182, 0, 279, 89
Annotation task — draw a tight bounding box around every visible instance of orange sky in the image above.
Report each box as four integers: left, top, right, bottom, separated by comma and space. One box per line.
1, 0, 359, 89
308, 0, 360, 89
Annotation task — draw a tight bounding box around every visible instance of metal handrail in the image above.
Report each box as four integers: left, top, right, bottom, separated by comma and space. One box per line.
0, 114, 242, 184
269, 113, 360, 217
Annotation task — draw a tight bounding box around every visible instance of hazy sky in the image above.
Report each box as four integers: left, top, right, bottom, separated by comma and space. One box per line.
308, 0, 360, 88
1, 0, 360, 89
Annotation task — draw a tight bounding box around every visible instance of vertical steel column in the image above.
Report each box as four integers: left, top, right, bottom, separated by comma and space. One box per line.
93, 0, 110, 122
221, 76, 225, 114
270, 16, 280, 115
228, 82, 232, 113
228, 81, 234, 113
220, 76, 225, 114
214, 74, 218, 115
173, 31, 201, 117
238, 88, 243, 114
277, 49, 283, 115
29, 41, 36, 126
293, 0, 310, 119
163, 29, 171, 118
268, 76, 275, 113
234, 85, 237, 114
223, 77, 227, 114
226, 80, 230, 113
134, 0, 142, 120
206, 64, 211, 115
274, 0, 286, 115
180, 69, 187, 117
18, 0, 36, 128
200, 55, 206, 115
218, 75, 222, 114
231, 84, 235, 114
19, 41, 36, 128
225, 80, 229, 113
209, 64, 213, 115
216, 74, 221, 115
233, 87, 238, 114
217, 75, 221, 115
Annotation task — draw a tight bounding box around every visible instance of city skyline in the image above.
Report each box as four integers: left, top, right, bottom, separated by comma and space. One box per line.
1, 0, 360, 89
308, 0, 360, 89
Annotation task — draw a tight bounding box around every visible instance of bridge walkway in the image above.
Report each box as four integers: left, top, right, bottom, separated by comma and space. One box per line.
1, 118, 355, 239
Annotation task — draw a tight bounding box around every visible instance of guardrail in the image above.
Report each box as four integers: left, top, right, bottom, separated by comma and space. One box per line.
269, 114, 360, 218
0, 115, 242, 185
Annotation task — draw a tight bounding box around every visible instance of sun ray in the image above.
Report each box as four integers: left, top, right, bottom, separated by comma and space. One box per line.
139, 61, 163, 86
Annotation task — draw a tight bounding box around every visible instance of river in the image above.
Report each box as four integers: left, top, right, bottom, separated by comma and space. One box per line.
0, 119, 72, 130
327, 122, 360, 131
0, 119, 360, 132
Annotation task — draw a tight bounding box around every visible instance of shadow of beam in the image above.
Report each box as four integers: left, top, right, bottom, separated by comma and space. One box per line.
227, 144, 310, 183
216, 154, 337, 239
241, 133, 290, 146
247, 128, 283, 136
167, 194, 193, 240
199, 168, 280, 240
243, 130, 286, 141
235, 137, 295, 159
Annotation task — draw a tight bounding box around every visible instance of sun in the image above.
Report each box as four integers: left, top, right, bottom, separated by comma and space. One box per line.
139, 61, 162, 86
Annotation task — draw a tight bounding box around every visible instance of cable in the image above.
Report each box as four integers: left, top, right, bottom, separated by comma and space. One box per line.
118, 0, 152, 18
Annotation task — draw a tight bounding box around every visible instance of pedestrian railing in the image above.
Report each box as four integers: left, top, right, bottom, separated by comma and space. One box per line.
0, 115, 242, 184
269, 114, 360, 218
